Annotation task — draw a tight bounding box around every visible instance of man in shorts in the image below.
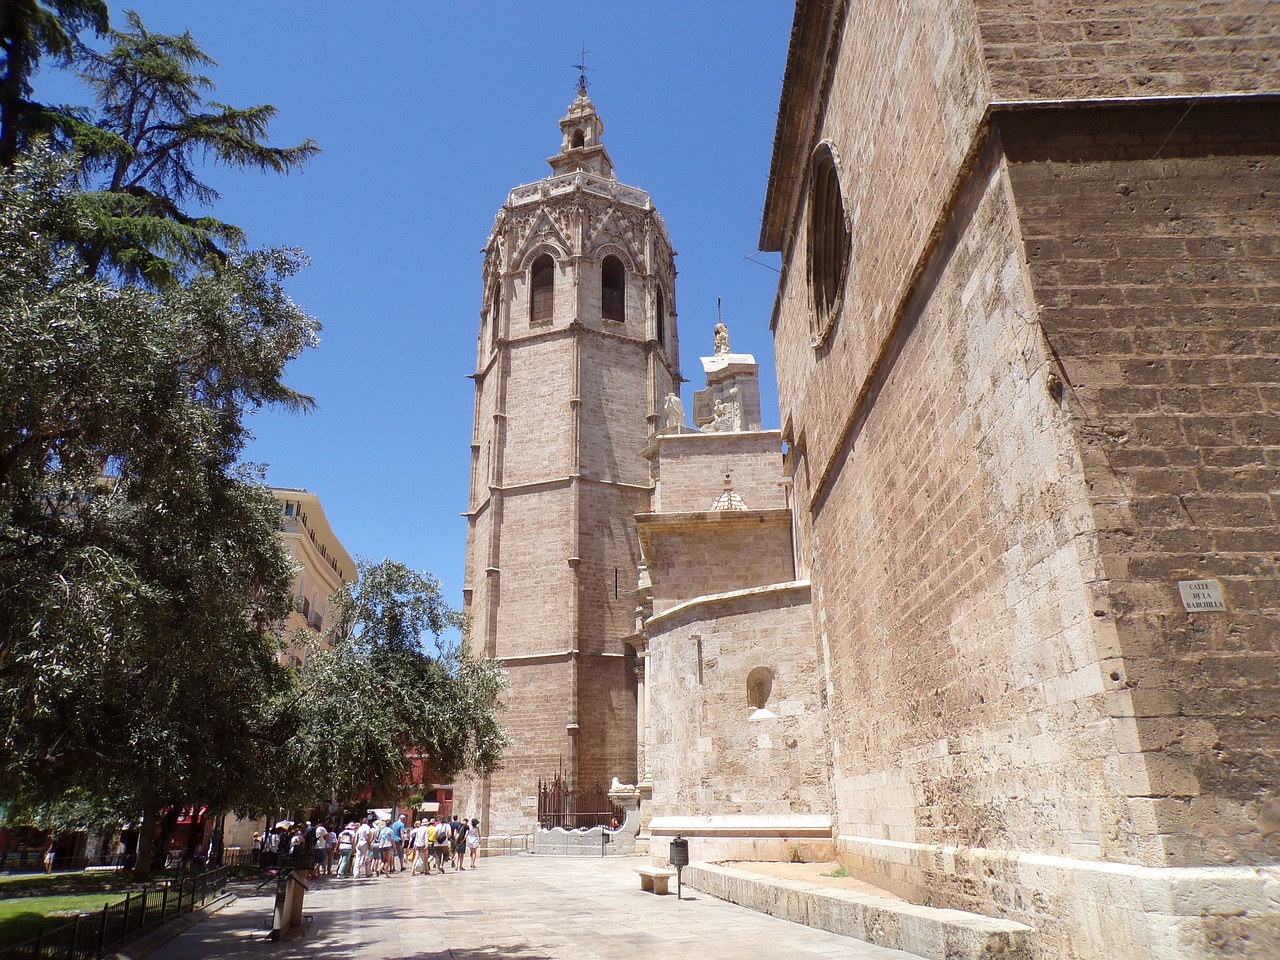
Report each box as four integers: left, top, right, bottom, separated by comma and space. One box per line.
432, 818, 451, 873
391, 814, 407, 872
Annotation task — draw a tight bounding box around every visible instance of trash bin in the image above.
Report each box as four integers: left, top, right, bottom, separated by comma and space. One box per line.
668, 835, 689, 899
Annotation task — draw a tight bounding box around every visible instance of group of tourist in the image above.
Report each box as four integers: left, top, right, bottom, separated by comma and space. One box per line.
252, 813, 481, 879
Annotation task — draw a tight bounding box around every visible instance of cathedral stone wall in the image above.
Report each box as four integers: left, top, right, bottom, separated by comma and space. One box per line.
639, 512, 796, 619
646, 584, 827, 820
491, 489, 575, 654
1003, 102, 1280, 868
975, 1, 1277, 100
761, 1, 1278, 956
574, 652, 638, 790
771, 0, 988, 485
578, 333, 655, 486
790, 146, 1147, 881
458, 657, 576, 825
577, 482, 647, 654
652, 432, 787, 514
499, 337, 573, 488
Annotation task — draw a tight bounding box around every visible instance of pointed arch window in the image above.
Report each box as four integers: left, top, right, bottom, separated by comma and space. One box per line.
571, 128, 586, 148
655, 286, 667, 345
530, 254, 555, 324
602, 255, 625, 322
488, 282, 501, 344
807, 143, 850, 346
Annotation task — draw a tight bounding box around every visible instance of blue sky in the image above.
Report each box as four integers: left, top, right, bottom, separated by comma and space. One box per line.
37, 2, 794, 610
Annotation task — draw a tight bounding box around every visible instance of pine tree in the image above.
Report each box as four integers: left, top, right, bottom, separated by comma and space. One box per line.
0, 0, 107, 165
73, 10, 319, 286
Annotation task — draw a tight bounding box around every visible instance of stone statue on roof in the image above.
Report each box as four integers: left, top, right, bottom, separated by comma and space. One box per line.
714, 319, 730, 355
663, 392, 685, 432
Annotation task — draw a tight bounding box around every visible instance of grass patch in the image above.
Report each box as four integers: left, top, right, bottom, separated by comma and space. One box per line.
0, 891, 127, 947
0, 872, 126, 896
820, 865, 848, 878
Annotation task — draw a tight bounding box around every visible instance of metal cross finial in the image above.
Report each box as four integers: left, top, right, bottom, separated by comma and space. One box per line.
572, 44, 593, 94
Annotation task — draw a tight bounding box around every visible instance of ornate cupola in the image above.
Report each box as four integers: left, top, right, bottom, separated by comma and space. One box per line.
548, 85, 614, 178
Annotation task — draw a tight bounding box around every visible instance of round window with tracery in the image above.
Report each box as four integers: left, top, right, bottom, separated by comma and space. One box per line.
807, 143, 850, 347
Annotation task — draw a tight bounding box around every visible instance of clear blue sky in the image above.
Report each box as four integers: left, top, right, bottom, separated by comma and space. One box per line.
37, 2, 794, 610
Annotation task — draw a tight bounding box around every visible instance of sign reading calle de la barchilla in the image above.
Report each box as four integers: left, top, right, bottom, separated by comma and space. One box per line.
1177, 579, 1227, 612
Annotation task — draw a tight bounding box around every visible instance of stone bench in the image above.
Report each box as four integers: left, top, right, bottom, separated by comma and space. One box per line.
636, 865, 677, 895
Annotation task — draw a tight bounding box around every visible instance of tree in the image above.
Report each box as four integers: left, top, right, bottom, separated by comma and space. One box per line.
72, 11, 319, 286
0, 0, 107, 165
0, 149, 319, 880
280, 559, 507, 807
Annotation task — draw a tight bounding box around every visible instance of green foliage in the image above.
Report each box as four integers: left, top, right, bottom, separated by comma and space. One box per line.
0, 0, 109, 165
275, 559, 508, 806
71, 10, 319, 286
2, 7, 326, 877
0, 149, 316, 832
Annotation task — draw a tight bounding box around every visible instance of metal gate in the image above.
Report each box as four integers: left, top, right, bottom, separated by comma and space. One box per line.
536, 774, 621, 830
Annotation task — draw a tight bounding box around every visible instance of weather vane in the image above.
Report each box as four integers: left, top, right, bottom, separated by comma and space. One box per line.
572, 44, 594, 94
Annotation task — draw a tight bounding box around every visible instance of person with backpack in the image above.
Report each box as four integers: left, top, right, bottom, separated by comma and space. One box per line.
431, 818, 451, 873
451, 815, 467, 871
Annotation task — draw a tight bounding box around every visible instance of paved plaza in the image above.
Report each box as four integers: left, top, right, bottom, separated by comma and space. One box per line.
144, 855, 926, 960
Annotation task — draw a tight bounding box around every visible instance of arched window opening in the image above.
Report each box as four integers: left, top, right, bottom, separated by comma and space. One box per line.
488, 283, 500, 344
746, 666, 776, 720
655, 286, 667, 345
806, 144, 850, 345
531, 254, 555, 324
571, 128, 585, 149
602, 255, 625, 322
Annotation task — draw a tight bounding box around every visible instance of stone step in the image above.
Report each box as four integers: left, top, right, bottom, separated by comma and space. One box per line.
684, 861, 1035, 960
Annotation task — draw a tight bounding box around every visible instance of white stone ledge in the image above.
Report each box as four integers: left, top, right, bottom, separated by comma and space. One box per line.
683, 861, 1034, 960
646, 580, 811, 631
839, 834, 1280, 931
650, 813, 831, 838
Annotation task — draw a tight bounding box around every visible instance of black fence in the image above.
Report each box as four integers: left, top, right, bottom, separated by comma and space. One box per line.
0, 867, 228, 960
536, 775, 622, 831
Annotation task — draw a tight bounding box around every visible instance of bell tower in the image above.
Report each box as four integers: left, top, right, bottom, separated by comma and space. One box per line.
458, 84, 681, 834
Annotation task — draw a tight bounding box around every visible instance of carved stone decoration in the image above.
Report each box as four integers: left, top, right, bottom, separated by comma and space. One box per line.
663, 392, 685, 432
714, 320, 730, 354
710, 472, 748, 511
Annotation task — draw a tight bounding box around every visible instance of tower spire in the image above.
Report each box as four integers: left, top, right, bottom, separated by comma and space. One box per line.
547, 71, 614, 179
571, 44, 593, 95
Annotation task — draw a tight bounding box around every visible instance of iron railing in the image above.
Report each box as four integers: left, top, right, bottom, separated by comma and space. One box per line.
536, 775, 622, 831
0, 867, 228, 960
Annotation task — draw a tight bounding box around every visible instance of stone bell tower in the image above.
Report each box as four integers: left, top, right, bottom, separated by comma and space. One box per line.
458, 82, 681, 835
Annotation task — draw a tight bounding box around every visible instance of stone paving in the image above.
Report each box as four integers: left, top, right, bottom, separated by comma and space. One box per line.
144, 855, 926, 960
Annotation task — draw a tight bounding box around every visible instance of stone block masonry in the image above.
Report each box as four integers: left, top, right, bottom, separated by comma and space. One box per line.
760, 2, 1279, 955
1002, 100, 1280, 869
